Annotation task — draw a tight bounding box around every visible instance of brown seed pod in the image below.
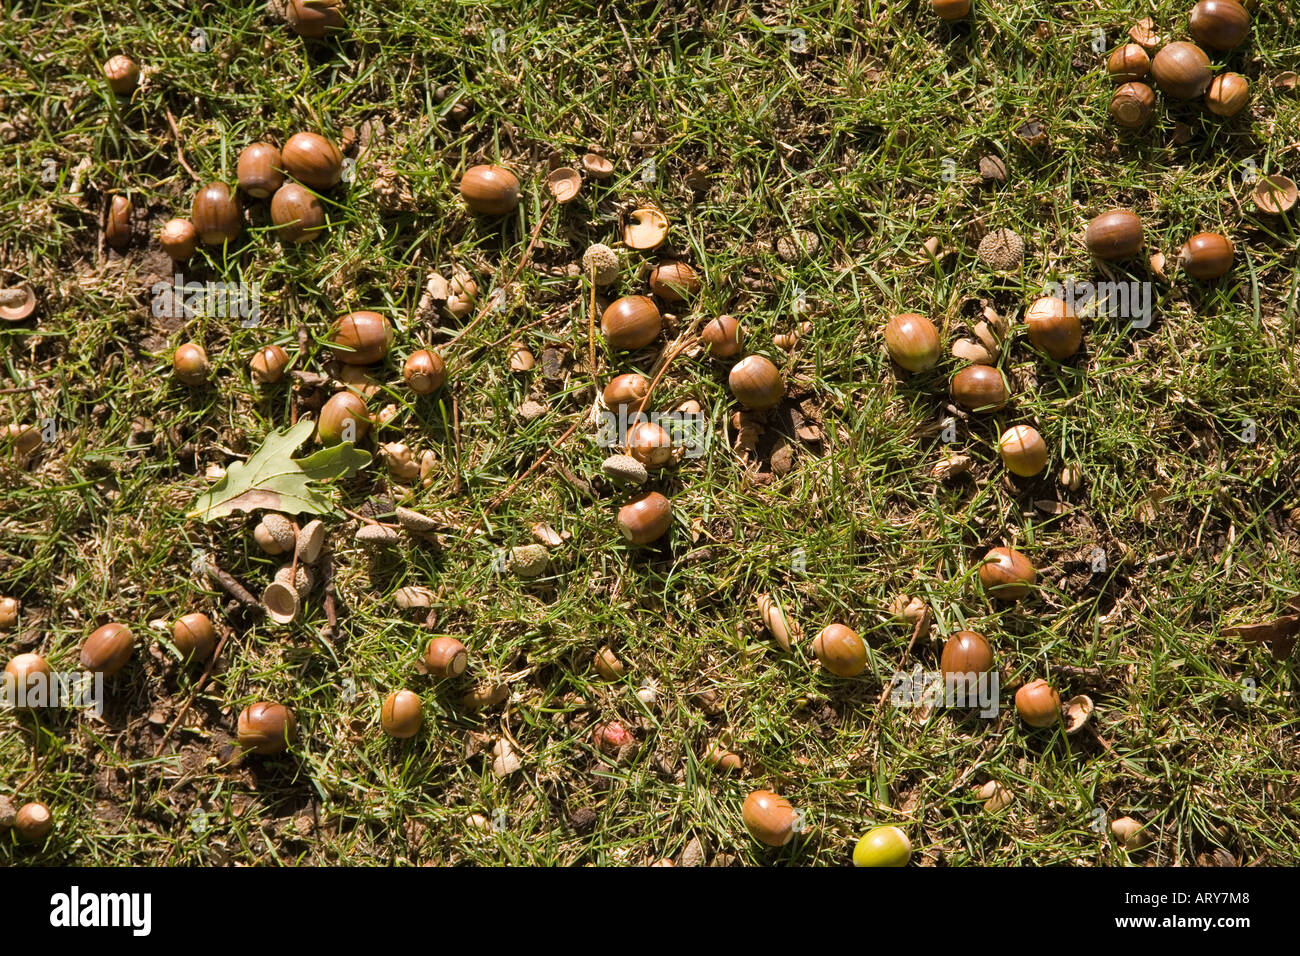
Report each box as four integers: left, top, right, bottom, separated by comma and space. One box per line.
701, 315, 743, 358
1110, 82, 1157, 128
1015, 679, 1062, 728
950, 365, 1009, 411
173, 342, 210, 386
286, 0, 345, 38
4, 653, 51, 704
80, 622, 134, 677
603, 373, 651, 411
998, 425, 1048, 477
1107, 44, 1151, 82
813, 623, 867, 677
329, 311, 393, 365
648, 261, 702, 302
940, 630, 994, 678
249, 345, 290, 384
1151, 41, 1212, 100
14, 802, 52, 843
728, 355, 784, 411
103, 55, 140, 95
424, 636, 468, 678
237, 701, 297, 754
460, 164, 521, 216
1189, 0, 1250, 52
601, 296, 662, 350
1024, 296, 1082, 360
625, 420, 673, 470
159, 218, 198, 261
931, 0, 970, 19
191, 182, 243, 246
237, 143, 285, 198
1205, 73, 1249, 117
742, 789, 797, 846
270, 183, 326, 243
106, 194, 132, 250
979, 546, 1036, 600
281, 132, 343, 190
172, 612, 216, 663
403, 349, 446, 394
617, 491, 672, 545
1085, 208, 1144, 260
381, 689, 423, 738
1180, 232, 1235, 280
317, 390, 370, 444
884, 313, 941, 372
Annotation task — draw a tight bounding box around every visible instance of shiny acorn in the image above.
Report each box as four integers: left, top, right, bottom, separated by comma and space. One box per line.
853, 826, 912, 867
237, 701, 297, 754
281, 132, 343, 190
460, 164, 521, 216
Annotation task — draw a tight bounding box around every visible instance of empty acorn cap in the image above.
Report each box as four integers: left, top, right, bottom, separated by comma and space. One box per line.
262, 581, 300, 625
601, 454, 648, 486
1063, 694, 1094, 734
0, 282, 37, 322
508, 544, 549, 578
546, 167, 581, 203
395, 506, 438, 533
623, 207, 668, 250
274, 563, 314, 593
356, 524, 401, 549
581, 152, 614, 179
296, 519, 326, 564
394, 585, 436, 609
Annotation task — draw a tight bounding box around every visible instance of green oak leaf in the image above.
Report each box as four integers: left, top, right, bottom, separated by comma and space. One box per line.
187, 418, 371, 520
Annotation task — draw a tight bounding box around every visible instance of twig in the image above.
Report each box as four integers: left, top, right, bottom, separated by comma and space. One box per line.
320, 551, 338, 640
467, 419, 582, 534
203, 559, 260, 610
587, 263, 598, 388
451, 393, 463, 496
164, 110, 200, 182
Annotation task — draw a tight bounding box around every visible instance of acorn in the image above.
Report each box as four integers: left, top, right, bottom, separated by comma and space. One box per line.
424, 637, 468, 678
939, 630, 994, 678
329, 311, 393, 365
0, 597, 19, 630
1151, 41, 1212, 99
1107, 44, 1150, 82
159, 218, 199, 261
1024, 296, 1082, 360
80, 623, 134, 677
729, 355, 784, 411
1188, 0, 1250, 52
813, 623, 867, 678
601, 296, 662, 350
173, 342, 210, 386
625, 420, 673, 470
1110, 82, 1157, 128
237, 143, 285, 198
403, 349, 446, 394
1085, 208, 1143, 260
460, 164, 521, 216
286, 0, 345, 38
103, 55, 139, 95
4, 653, 50, 704
594, 646, 626, 681
617, 491, 672, 545
999, 424, 1048, 477
1205, 73, 1249, 117
931, 0, 970, 19
106, 194, 132, 250
884, 313, 941, 372
237, 701, 297, 755
701, 315, 743, 358
281, 132, 343, 190
172, 612, 216, 663
254, 513, 296, 555
1015, 679, 1062, 728
317, 390, 370, 444
270, 183, 326, 242
742, 789, 797, 847
14, 802, 52, 844
648, 261, 701, 302
381, 689, 423, 738
1180, 232, 1234, 280
191, 182, 243, 245
853, 826, 911, 867
249, 345, 290, 384
979, 546, 1036, 600
950, 365, 1009, 412
603, 373, 651, 411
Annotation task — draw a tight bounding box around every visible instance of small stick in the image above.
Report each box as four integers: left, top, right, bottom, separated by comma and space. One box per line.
587, 262, 598, 387
164, 110, 200, 182
451, 393, 463, 496
203, 559, 260, 610
467, 419, 582, 535
320, 552, 338, 640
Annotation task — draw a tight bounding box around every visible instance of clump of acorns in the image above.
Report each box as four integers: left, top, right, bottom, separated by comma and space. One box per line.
1107, 2, 1253, 128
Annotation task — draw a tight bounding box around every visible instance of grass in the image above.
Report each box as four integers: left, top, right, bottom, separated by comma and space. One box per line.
0, 0, 1298, 866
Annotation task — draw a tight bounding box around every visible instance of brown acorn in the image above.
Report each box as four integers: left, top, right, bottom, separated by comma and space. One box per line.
1110, 82, 1156, 128
1188, 0, 1250, 52
1180, 232, 1234, 280
617, 492, 672, 545
286, 0, 345, 38
1107, 44, 1150, 82
237, 701, 297, 755
648, 261, 702, 302
329, 311, 393, 365
103, 55, 140, 95
424, 637, 468, 678
172, 612, 217, 663
159, 218, 198, 261
1151, 41, 1212, 100
1024, 297, 1082, 360
381, 689, 423, 738
403, 350, 446, 394
701, 315, 743, 358
603, 373, 651, 412
79, 622, 134, 677
237, 143, 285, 198
939, 630, 994, 678
950, 365, 1009, 411
106, 194, 132, 250
270, 183, 326, 242
281, 132, 343, 190
1085, 208, 1143, 261
192, 182, 243, 245
601, 296, 662, 350
979, 546, 1036, 600
728, 355, 784, 411
460, 164, 521, 216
